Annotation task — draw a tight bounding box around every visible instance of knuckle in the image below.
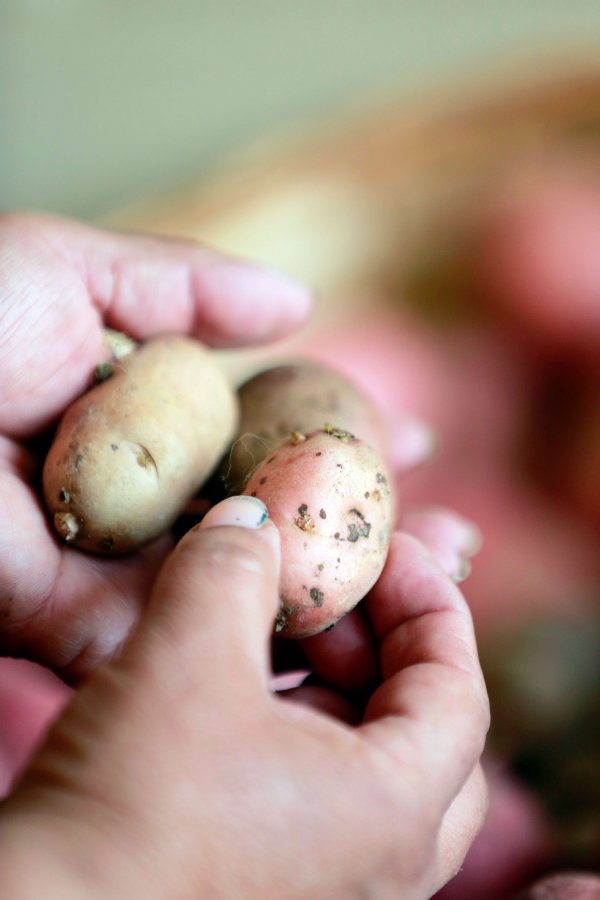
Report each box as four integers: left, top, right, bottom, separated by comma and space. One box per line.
207, 540, 266, 578
468, 671, 491, 738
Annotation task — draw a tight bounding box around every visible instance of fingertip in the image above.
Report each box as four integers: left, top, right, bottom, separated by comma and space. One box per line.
401, 508, 483, 559
367, 532, 471, 639
196, 496, 281, 565
199, 495, 269, 530
395, 504, 483, 585
390, 417, 438, 473
135, 507, 282, 695
193, 260, 314, 347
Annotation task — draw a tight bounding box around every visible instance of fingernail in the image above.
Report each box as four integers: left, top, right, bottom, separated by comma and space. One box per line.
440, 513, 483, 557
269, 669, 311, 692
404, 509, 482, 557
200, 496, 269, 530
464, 524, 483, 557
451, 558, 472, 584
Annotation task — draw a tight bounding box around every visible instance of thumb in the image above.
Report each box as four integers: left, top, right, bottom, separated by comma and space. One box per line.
124, 496, 281, 698
0, 501, 280, 893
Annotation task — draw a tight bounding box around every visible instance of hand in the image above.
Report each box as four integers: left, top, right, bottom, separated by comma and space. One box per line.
0, 496, 489, 899
0, 212, 311, 680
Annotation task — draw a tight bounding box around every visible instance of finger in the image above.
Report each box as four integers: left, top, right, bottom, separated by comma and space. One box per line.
0, 458, 172, 681
400, 507, 482, 584
432, 763, 489, 893
269, 669, 310, 691
279, 685, 360, 725
1, 212, 313, 349
0, 658, 71, 798
300, 608, 379, 690
390, 416, 437, 475
360, 534, 490, 813
123, 496, 281, 701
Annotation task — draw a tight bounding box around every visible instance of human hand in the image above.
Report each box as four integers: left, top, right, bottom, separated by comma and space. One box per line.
0, 213, 312, 680
0, 495, 489, 899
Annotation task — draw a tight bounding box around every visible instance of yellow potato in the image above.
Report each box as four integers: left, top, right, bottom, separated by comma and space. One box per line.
44, 336, 238, 554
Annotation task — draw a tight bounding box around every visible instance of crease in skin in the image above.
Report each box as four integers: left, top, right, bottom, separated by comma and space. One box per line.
0, 438, 37, 479
0, 544, 64, 657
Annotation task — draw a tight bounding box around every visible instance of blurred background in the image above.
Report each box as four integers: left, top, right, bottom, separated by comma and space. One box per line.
3, 1, 600, 219
2, 3, 600, 898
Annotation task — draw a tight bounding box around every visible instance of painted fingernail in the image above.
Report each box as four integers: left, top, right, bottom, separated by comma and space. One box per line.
199, 496, 269, 530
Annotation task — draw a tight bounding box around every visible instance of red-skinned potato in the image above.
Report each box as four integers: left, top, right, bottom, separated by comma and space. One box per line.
43, 336, 238, 555
243, 428, 393, 638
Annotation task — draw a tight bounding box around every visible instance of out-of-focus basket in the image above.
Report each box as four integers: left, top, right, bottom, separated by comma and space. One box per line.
107, 56, 600, 333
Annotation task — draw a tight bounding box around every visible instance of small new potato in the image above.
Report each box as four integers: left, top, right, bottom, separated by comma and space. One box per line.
225, 362, 390, 491
243, 429, 393, 638
44, 336, 238, 554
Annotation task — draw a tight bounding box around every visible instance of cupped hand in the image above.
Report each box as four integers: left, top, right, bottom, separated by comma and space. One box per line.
0, 213, 311, 680
0, 496, 489, 899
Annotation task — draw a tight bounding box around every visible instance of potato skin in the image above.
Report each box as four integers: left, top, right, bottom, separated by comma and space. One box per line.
225, 362, 390, 492
44, 336, 238, 555
243, 429, 393, 638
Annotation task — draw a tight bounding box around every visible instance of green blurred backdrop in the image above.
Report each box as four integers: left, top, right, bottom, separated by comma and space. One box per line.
3, 1, 600, 220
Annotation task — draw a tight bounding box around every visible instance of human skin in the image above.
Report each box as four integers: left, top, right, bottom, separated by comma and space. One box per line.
0, 213, 477, 681
0, 212, 312, 680
0, 214, 488, 896
0, 499, 489, 899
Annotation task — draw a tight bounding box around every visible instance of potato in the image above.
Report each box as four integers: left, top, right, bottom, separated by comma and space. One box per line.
44, 336, 238, 555
243, 429, 393, 638
224, 361, 390, 492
